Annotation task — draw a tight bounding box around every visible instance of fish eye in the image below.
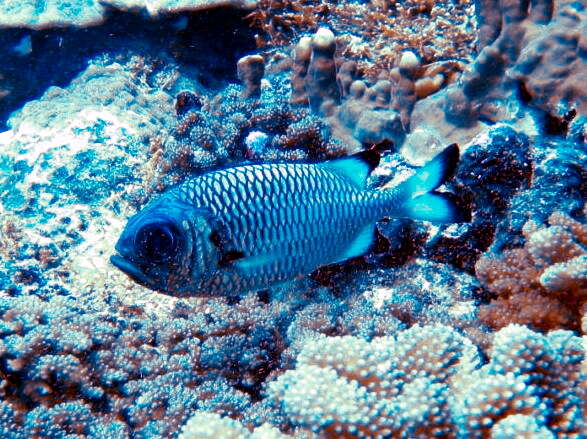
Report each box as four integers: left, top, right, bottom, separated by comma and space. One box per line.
135, 223, 179, 263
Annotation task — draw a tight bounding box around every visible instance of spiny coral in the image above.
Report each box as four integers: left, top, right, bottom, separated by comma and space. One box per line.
477, 206, 587, 332
178, 324, 585, 438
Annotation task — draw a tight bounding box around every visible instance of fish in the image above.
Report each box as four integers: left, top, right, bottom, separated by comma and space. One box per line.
110, 144, 470, 297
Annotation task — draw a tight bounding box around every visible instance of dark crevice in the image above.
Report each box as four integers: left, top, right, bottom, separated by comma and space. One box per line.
0, 6, 257, 131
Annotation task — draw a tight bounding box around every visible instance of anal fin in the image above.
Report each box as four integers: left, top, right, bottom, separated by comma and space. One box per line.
332, 225, 375, 263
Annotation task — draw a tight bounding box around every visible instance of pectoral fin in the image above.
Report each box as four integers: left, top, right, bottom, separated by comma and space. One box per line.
234, 252, 279, 272
218, 250, 246, 267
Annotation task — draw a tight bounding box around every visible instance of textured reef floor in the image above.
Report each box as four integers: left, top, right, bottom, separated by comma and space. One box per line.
0, 0, 586, 438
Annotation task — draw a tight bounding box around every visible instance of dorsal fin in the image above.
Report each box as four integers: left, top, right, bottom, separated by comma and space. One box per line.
322, 149, 380, 188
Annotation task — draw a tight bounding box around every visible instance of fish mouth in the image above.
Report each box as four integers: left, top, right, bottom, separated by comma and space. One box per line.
110, 255, 160, 290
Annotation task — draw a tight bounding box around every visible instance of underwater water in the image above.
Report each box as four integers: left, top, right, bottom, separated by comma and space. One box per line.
0, 0, 586, 437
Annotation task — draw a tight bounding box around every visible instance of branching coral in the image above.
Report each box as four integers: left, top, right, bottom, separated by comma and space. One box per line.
178, 324, 585, 438
156, 71, 347, 192
0, 291, 292, 437
247, 0, 476, 79
476, 206, 587, 332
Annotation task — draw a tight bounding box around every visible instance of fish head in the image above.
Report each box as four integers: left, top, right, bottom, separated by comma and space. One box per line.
110, 196, 219, 296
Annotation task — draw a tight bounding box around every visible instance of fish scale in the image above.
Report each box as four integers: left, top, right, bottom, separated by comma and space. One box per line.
112, 144, 466, 296
180, 163, 372, 284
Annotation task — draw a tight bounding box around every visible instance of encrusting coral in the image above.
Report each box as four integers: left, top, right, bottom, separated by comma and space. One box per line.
477, 205, 587, 332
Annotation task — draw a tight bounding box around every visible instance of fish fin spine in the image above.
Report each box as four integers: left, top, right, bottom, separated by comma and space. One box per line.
322, 149, 380, 188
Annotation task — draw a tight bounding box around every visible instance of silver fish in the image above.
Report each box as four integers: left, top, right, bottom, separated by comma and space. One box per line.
111, 144, 469, 296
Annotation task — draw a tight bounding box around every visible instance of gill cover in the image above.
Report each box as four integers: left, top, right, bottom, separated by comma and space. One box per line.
111, 196, 220, 294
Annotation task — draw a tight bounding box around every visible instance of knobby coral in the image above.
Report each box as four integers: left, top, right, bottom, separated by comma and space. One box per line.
407, 0, 586, 152
247, 0, 476, 79
287, 27, 467, 151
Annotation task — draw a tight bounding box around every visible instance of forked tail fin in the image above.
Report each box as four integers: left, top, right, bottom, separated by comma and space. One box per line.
390, 144, 471, 223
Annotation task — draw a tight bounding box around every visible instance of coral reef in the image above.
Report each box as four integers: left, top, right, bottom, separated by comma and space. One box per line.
0, 55, 182, 298
0, 0, 585, 437
406, 0, 587, 151
286, 27, 469, 151
0, 291, 291, 437
422, 126, 533, 271
0, 0, 258, 28
178, 324, 585, 438
157, 73, 346, 191
477, 206, 587, 332
247, 0, 476, 79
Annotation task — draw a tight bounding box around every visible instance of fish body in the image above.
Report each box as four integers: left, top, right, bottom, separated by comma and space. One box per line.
111, 145, 468, 296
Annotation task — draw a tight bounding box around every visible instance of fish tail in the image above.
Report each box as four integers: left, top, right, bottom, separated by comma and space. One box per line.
386, 144, 471, 223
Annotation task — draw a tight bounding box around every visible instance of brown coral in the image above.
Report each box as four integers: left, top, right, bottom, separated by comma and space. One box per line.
248, 0, 476, 81
288, 29, 466, 150
509, 0, 586, 115
477, 208, 587, 332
